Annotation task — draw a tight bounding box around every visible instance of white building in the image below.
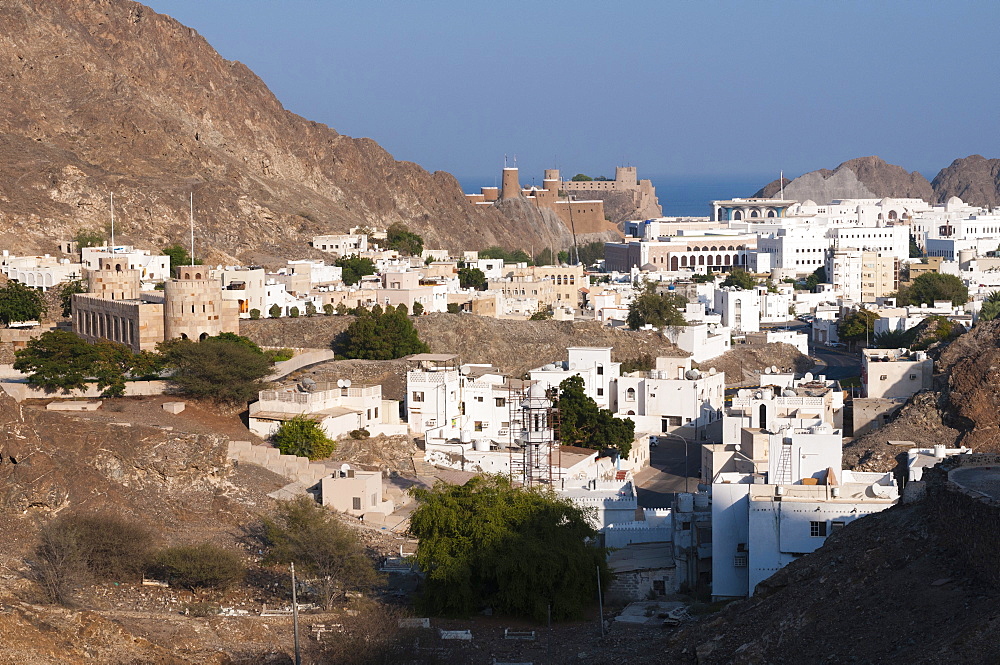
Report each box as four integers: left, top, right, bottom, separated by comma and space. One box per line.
0, 253, 84, 290
614, 356, 725, 436
662, 323, 730, 362
406, 354, 461, 434
529, 347, 621, 410
214, 266, 267, 318
248, 381, 397, 440
862, 348, 933, 399
311, 233, 369, 256
81, 246, 171, 285
713, 288, 760, 333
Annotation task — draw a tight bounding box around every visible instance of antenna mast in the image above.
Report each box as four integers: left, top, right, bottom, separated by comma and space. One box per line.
779, 170, 784, 201
110, 192, 115, 250
189, 192, 195, 265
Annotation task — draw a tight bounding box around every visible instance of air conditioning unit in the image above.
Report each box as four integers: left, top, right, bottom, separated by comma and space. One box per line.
481, 422, 490, 428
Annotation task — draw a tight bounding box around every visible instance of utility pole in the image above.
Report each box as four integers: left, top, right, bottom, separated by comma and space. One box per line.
291, 562, 301, 665
596, 565, 604, 638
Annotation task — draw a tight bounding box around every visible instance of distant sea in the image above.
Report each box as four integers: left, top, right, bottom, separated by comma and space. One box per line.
456, 174, 773, 219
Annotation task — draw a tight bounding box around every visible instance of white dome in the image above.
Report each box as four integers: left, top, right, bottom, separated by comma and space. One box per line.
801, 199, 816, 207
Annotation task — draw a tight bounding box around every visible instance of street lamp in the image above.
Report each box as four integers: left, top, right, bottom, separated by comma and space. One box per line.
658, 430, 692, 493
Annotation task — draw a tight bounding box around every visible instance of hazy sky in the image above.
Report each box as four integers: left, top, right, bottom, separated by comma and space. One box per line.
147, 1, 999, 183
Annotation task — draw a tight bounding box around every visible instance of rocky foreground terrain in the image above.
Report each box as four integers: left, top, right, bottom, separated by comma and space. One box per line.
755, 154, 1000, 208
0, 0, 576, 263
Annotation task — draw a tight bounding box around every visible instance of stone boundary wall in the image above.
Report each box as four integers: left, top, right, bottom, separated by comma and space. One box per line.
0, 379, 167, 402
227, 439, 331, 487
924, 454, 1000, 588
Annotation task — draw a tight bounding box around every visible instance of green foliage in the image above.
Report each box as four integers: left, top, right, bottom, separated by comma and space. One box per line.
529, 307, 553, 320
58, 280, 87, 318
161, 244, 202, 271
620, 354, 655, 374
259, 497, 382, 611
273, 415, 336, 460
478, 246, 533, 264
385, 223, 424, 256
349, 428, 370, 440
334, 307, 429, 360
13, 330, 161, 397
268, 348, 294, 362
557, 250, 570, 264
335, 303, 348, 316
458, 267, 487, 290
896, 272, 969, 307
910, 315, 957, 349
570, 174, 593, 181
408, 476, 608, 621
627, 281, 688, 330
980, 298, 1000, 322
691, 272, 716, 283
557, 375, 634, 458
721, 268, 756, 290
534, 248, 556, 266
837, 309, 878, 343
73, 228, 105, 249
335, 255, 377, 286
158, 336, 273, 404
446, 303, 461, 314
872, 328, 917, 349
268, 304, 282, 319
249, 308, 261, 320
576, 241, 605, 266
412, 301, 424, 316
323, 304, 334, 316
804, 266, 827, 292
0, 281, 47, 324
909, 234, 923, 258
289, 306, 300, 318
305, 302, 317, 317
150, 543, 244, 591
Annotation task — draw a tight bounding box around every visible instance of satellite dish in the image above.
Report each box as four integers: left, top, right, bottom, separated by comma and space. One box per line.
343, 379, 351, 388
764, 367, 772, 374
340, 463, 351, 473
708, 367, 717, 375
337, 379, 346, 388
804, 372, 814, 381
754, 391, 764, 400
771, 365, 778, 374
737, 389, 748, 398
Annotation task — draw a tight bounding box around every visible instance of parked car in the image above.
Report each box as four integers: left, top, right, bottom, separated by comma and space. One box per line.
824, 341, 846, 348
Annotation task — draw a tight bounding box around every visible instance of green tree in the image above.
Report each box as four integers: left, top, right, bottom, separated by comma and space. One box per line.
478, 246, 533, 265
273, 415, 336, 460
804, 266, 827, 291
529, 307, 553, 320
691, 272, 716, 284
721, 268, 756, 290
268, 304, 282, 318
323, 304, 334, 316
334, 307, 429, 360
335, 255, 377, 286
909, 234, 923, 258
0, 281, 47, 324
872, 328, 917, 349
446, 303, 461, 314
335, 303, 348, 316
73, 228, 105, 249
837, 309, 878, 344
249, 308, 261, 320
576, 241, 605, 266
150, 543, 244, 591
896, 272, 969, 307
58, 280, 87, 318
408, 475, 608, 621
556, 375, 634, 458
289, 306, 300, 318
385, 223, 424, 256
979, 291, 1000, 322
159, 337, 273, 404
458, 267, 487, 290
412, 301, 424, 316
534, 248, 555, 266
259, 497, 381, 610
305, 302, 317, 317
570, 174, 593, 181
161, 244, 202, 271
626, 282, 687, 329
557, 250, 570, 264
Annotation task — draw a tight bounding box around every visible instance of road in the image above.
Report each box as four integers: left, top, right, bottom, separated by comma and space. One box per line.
762, 319, 861, 381
950, 466, 1000, 501
634, 435, 700, 508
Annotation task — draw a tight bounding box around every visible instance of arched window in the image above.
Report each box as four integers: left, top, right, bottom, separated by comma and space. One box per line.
767, 210, 776, 218
671, 257, 679, 271
759, 403, 767, 427
680, 256, 687, 267
199, 332, 209, 341
724, 254, 732, 266
698, 255, 705, 265
626, 387, 636, 401
733, 210, 743, 220
195, 272, 202, 279
750, 209, 759, 218
115, 263, 122, 271
710, 246, 718, 252
716, 254, 723, 265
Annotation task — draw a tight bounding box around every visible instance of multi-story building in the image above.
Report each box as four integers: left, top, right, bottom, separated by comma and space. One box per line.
613, 356, 725, 436
528, 347, 621, 410
861, 348, 933, 399
406, 354, 461, 434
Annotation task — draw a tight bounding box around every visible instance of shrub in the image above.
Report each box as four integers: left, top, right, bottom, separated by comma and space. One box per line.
335, 303, 348, 316
150, 543, 244, 591
58, 280, 87, 318
0, 281, 47, 324
289, 307, 300, 318
323, 304, 334, 316
268, 304, 282, 318
335, 255, 377, 286
349, 428, 370, 440
385, 223, 424, 256
446, 303, 460, 314
274, 415, 337, 460
412, 302, 424, 316
269, 348, 294, 362
249, 308, 261, 320
73, 228, 104, 249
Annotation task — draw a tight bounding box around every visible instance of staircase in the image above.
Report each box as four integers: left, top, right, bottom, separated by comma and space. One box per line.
411, 452, 438, 477
775, 442, 793, 486
227, 440, 331, 488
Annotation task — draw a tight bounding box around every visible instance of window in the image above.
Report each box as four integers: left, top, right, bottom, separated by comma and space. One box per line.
810, 521, 827, 537
475, 396, 484, 402
353, 497, 362, 511
909, 374, 917, 380
626, 387, 636, 401
371, 493, 377, 507
597, 387, 604, 396
830, 521, 845, 533
495, 397, 506, 407
597, 365, 604, 375
412, 391, 424, 402
880, 375, 887, 381
474, 421, 483, 431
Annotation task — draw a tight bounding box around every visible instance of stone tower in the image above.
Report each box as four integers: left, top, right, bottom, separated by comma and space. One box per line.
86, 257, 141, 300
500, 167, 521, 200
163, 265, 239, 341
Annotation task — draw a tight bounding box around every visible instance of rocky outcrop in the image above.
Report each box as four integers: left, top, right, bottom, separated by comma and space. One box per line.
931, 154, 1000, 209
755, 156, 934, 202
0, 0, 572, 263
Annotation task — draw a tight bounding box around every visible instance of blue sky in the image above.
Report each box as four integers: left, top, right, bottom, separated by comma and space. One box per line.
147, 1, 999, 184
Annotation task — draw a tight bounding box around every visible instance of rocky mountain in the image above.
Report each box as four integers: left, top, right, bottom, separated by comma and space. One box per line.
754, 156, 935, 202
931, 154, 1000, 209
0, 0, 573, 264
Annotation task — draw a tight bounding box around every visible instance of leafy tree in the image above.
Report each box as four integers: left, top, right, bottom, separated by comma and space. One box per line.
721, 268, 756, 290
159, 337, 273, 404
691, 272, 716, 284
479, 246, 533, 265
249, 308, 261, 320
896, 272, 969, 307
335, 255, 377, 286
837, 309, 878, 344
385, 223, 424, 256
150, 543, 244, 591
335, 303, 348, 316
268, 304, 282, 318
259, 497, 381, 610
412, 302, 424, 316
323, 303, 334, 316
980, 291, 1000, 322
446, 303, 461, 314
557, 250, 570, 264
305, 302, 317, 317
556, 375, 634, 458
334, 307, 429, 360
909, 234, 923, 258
626, 281, 687, 329
804, 266, 827, 292
534, 248, 556, 266
872, 328, 917, 349
408, 475, 608, 621
58, 280, 87, 318
73, 228, 105, 249
620, 354, 655, 374
0, 281, 47, 324
570, 174, 593, 181
13, 330, 159, 397
289, 306, 300, 318
161, 244, 202, 271
273, 415, 336, 460
529, 307, 553, 320
576, 241, 605, 266
458, 267, 487, 290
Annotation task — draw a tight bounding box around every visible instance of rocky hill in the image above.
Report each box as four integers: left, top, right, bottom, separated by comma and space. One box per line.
931, 154, 1000, 209
0, 0, 572, 264
754, 156, 935, 202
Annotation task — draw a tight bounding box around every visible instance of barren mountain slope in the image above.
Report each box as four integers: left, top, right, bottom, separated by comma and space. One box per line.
0, 0, 571, 262
931, 154, 1000, 209
755, 156, 934, 202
